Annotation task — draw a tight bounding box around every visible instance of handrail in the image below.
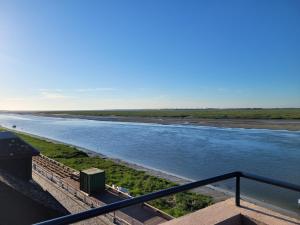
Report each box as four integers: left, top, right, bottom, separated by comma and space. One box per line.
241, 172, 300, 192
35, 171, 300, 225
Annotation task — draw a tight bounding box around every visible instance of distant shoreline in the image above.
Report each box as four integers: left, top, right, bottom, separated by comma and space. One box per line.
33, 112, 300, 131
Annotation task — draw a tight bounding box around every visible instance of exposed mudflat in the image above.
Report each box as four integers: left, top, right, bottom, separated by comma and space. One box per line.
35, 113, 300, 131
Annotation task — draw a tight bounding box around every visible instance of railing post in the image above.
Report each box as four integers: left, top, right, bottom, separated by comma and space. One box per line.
113, 211, 116, 223
235, 174, 240, 206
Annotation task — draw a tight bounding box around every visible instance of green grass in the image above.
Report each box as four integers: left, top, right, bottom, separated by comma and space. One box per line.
14, 131, 212, 217
42, 108, 300, 119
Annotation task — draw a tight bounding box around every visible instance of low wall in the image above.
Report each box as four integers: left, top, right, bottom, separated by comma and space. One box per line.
32, 171, 113, 225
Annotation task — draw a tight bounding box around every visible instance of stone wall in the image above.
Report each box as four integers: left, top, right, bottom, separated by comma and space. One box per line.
32, 171, 114, 225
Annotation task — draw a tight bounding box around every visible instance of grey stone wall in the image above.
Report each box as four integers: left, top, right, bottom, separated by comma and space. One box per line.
32, 171, 114, 225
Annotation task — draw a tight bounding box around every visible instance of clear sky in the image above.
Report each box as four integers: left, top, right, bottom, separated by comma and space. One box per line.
0, 0, 299, 110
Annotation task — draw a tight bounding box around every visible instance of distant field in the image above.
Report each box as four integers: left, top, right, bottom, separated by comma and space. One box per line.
42, 108, 300, 119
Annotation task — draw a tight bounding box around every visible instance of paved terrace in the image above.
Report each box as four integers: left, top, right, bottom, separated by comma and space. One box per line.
161, 198, 300, 225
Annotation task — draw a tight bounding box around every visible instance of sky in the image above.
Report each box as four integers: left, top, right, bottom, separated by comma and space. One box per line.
0, 0, 300, 110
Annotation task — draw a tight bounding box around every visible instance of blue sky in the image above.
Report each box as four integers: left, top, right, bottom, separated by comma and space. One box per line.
0, 0, 299, 110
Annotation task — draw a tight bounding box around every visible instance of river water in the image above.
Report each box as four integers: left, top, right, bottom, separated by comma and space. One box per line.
0, 113, 299, 215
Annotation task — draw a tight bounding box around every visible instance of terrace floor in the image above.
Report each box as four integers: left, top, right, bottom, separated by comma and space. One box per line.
161, 198, 300, 225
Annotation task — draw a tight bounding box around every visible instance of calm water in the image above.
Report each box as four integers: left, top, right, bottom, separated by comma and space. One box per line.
0, 113, 300, 215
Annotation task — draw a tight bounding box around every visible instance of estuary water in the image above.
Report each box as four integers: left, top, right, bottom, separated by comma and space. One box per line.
0, 113, 299, 215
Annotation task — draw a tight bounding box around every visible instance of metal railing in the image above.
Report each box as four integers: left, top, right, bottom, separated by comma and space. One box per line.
35, 171, 300, 225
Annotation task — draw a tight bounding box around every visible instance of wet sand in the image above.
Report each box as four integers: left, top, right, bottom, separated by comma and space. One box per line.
35, 113, 300, 131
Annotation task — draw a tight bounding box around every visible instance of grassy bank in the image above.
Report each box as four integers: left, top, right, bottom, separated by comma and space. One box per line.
10, 130, 212, 217
41, 108, 300, 120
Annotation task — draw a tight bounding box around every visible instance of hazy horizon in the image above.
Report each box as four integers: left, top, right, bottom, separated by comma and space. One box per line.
1, 107, 300, 111
1, 1, 300, 110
